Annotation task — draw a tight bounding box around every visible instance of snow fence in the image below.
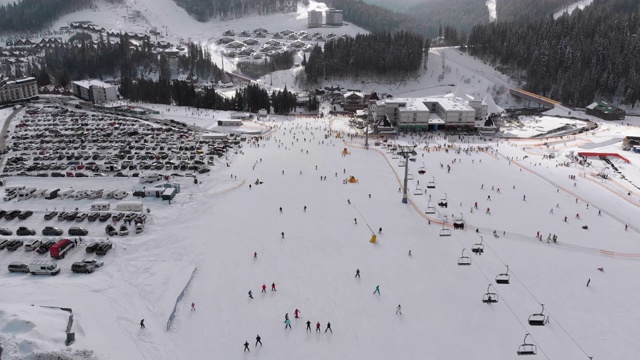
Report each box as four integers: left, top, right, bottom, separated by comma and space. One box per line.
166, 267, 197, 331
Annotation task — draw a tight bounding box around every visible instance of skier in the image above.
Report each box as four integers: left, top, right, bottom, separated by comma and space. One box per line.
564, 216, 568, 222
316, 322, 321, 333
373, 285, 381, 295
271, 283, 277, 291
248, 290, 254, 299
294, 309, 300, 318
140, 319, 145, 329
586, 279, 591, 287
552, 234, 557, 243
191, 302, 196, 311
285, 313, 289, 321
306, 320, 311, 332
255, 335, 262, 346
304, 206, 307, 212
347, 199, 351, 205
575, 213, 580, 219
254, 252, 257, 259
408, 250, 412, 256
546, 234, 551, 243
355, 269, 360, 278
281, 232, 285, 239
324, 322, 332, 333
262, 284, 267, 293
523, 195, 526, 201
625, 224, 628, 231
549, 208, 554, 214
474, 202, 478, 209
486, 207, 491, 214
396, 304, 402, 315
487, 195, 491, 201
378, 227, 382, 234
285, 318, 291, 329
279, 207, 283, 213
354, 218, 358, 224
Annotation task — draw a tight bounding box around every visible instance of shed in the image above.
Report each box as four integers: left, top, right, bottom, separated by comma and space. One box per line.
90, 201, 111, 211
162, 187, 176, 200
115, 200, 144, 212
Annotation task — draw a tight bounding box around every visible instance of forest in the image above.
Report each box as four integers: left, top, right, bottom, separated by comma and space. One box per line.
304, 31, 427, 83
495, 0, 577, 23
0, 0, 122, 33
467, 0, 640, 107
236, 51, 294, 80
172, 0, 297, 22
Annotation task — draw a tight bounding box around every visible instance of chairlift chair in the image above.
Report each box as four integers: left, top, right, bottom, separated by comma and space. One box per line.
414, 187, 424, 196
391, 153, 399, 159
439, 223, 451, 237
418, 166, 426, 175
438, 193, 448, 208
457, 249, 471, 265
424, 202, 436, 214
528, 304, 548, 326
427, 176, 436, 189
482, 284, 499, 304
453, 213, 465, 230
517, 334, 537, 356
471, 238, 484, 254
496, 265, 510, 284
407, 173, 414, 180
398, 159, 406, 167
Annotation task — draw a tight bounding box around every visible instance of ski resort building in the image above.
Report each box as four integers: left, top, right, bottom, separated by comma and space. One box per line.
0, 77, 38, 105
308, 10, 323, 28
72, 80, 117, 104
371, 95, 489, 131
325, 9, 344, 26
586, 101, 625, 120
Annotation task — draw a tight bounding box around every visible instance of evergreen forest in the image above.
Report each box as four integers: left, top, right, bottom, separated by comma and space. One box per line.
172, 0, 297, 22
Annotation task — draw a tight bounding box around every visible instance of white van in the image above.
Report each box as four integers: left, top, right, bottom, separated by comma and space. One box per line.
115, 200, 143, 212
103, 190, 116, 199
28, 260, 60, 275
5, 185, 25, 192
58, 188, 75, 199
139, 173, 163, 184
73, 191, 88, 200
17, 187, 37, 200
112, 190, 128, 200
3, 192, 17, 201
90, 201, 110, 211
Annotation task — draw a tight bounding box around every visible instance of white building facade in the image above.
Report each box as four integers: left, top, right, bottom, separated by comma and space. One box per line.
308, 10, 323, 28
72, 79, 117, 104
0, 77, 38, 104
325, 9, 343, 26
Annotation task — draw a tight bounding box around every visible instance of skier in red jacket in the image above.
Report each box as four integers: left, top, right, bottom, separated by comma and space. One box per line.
294, 309, 300, 318
315, 322, 321, 333
262, 284, 267, 293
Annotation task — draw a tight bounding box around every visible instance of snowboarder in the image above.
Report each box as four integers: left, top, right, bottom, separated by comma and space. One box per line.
140, 319, 145, 329
285, 318, 291, 329
244, 341, 250, 352
271, 283, 277, 291
373, 285, 381, 295
248, 290, 254, 299
294, 309, 300, 318
324, 322, 332, 333
396, 304, 402, 315
191, 302, 196, 311
355, 269, 360, 278
262, 284, 267, 292
306, 320, 312, 332
316, 322, 321, 333
255, 335, 262, 346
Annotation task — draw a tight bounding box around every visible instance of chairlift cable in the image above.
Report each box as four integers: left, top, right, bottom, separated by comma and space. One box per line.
352, 204, 375, 235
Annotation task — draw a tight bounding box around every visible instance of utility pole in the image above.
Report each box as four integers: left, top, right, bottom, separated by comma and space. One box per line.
397, 145, 417, 204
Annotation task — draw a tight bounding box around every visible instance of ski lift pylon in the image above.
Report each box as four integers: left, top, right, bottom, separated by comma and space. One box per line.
528, 304, 548, 326
482, 284, 499, 304
517, 334, 537, 356
458, 249, 471, 265
496, 265, 510, 284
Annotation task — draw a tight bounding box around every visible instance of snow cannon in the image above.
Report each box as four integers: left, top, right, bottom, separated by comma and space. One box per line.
370, 234, 377, 243
342, 148, 350, 155
348, 176, 358, 183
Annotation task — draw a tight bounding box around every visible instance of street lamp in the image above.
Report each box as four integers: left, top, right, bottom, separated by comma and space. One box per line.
397, 145, 417, 204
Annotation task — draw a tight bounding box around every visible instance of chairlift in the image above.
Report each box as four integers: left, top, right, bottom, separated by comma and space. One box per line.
414, 187, 424, 196
398, 159, 406, 167
439, 222, 451, 237
427, 176, 436, 189
457, 249, 471, 265
517, 334, 537, 356
424, 202, 436, 214
438, 193, 448, 208
482, 284, 499, 304
471, 237, 484, 254
496, 265, 510, 284
528, 304, 548, 326
453, 213, 465, 230
418, 166, 426, 175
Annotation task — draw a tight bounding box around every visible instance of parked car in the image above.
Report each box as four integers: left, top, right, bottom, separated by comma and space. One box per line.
57, 211, 68, 221
99, 213, 112, 222
50, 239, 74, 259
44, 211, 58, 220
124, 213, 137, 222
29, 260, 60, 275
42, 226, 64, 236
85, 241, 102, 253
18, 210, 33, 220
25, 239, 42, 251
0, 227, 12, 236
112, 213, 125, 221
119, 224, 129, 236
95, 242, 113, 255
8, 261, 29, 273
71, 262, 95, 274
88, 212, 100, 222
65, 211, 79, 221
68, 227, 89, 236
80, 259, 104, 268
4, 210, 20, 220
0, 239, 8, 249
0, 210, 6, 218
36, 240, 56, 254
105, 224, 118, 236
16, 227, 36, 236
75, 212, 88, 222
7, 240, 24, 251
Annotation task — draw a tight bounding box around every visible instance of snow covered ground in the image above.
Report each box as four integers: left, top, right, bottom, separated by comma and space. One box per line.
553, 0, 594, 19
1, 105, 640, 359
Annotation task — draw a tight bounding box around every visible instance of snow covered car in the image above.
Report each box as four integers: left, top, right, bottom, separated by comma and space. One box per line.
80, 259, 104, 268
105, 224, 118, 236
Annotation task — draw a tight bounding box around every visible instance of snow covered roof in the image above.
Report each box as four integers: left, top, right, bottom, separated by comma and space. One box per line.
399, 98, 428, 112
72, 79, 114, 89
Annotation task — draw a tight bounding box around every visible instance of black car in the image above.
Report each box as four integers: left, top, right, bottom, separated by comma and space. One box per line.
4, 210, 21, 220
95, 242, 113, 255
65, 211, 78, 221
18, 210, 33, 220
75, 213, 88, 222
0, 210, 6, 218
16, 227, 36, 236
51, 172, 65, 177
112, 213, 125, 222
6, 240, 23, 251
68, 227, 88, 236
105, 224, 118, 236
36, 240, 56, 254
0, 239, 9, 250
57, 211, 68, 221
71, 262, 95, 274
42, 226, 63, 236
0, 227, 12, 236
98, 213, 112, 222
88, 212, 100, 222
44, 211, 58, 220
85, 241, 102, 253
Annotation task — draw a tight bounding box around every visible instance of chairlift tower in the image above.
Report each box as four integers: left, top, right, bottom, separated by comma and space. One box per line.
397, 145, 417, 204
